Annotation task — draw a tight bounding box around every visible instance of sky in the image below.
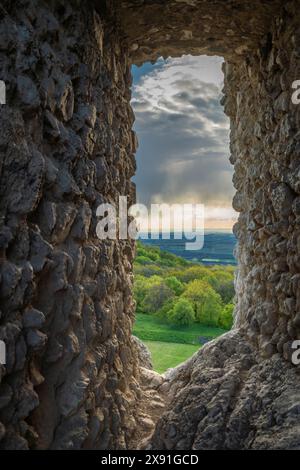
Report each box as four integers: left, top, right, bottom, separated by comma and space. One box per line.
131, 55, 237, 231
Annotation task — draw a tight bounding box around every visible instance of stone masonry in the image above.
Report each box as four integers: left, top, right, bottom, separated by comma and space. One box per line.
0, 0, 138, 449
0, 0, 300, 450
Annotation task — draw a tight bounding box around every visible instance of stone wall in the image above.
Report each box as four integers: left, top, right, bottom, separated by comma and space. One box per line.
0, 0, 139, 449
0, 0, 299, 450
118, 0, 282, 64
228, 6, 300, 359
149, 2, 300, 449
118, 0, 300, 359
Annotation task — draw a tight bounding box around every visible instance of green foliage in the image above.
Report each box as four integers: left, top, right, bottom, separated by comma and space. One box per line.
134, 263, 164, 277
183, 279, 223, 326
135, 241, 188, 268
142, 282, 174, 314
198, 292, 223, 327
175, 265, 210, 283
135, 255, 153, 265
204, 269, 235, 303
155, 299, 175, 321
136, 245, 160, 262
168, 298, 195, 326
165, 276, 184, 295
133, 241, 235, 330
183, 279, 211, 305
133, 313, 226, 345
133, 275, 163, 312
219, 303, 234, 330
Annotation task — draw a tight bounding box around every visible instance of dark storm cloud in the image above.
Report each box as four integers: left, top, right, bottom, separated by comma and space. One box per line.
131, 56, 234, 214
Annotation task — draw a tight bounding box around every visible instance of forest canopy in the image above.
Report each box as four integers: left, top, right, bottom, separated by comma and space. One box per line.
134, 242, 235, 330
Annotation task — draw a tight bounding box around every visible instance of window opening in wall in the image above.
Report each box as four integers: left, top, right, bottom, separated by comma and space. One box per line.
131, 55, 237, 373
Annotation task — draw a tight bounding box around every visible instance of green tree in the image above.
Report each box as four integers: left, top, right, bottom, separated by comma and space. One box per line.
176, 266, 209, 283
183, 279, 223, 326
133, 276, 146, 312
134, 263, 164, 277
165, 276, 184, 295
156, 299, 175, 321
199, 294, 223, 327
134, 275, 163, 312
205, 270, 235, 304
183, 279, 211, 311
135, 241, 188, 268
142, 282, 175, 313
135, 255, 153, 265
218, 303, 234, 330
168, 298, 195, 326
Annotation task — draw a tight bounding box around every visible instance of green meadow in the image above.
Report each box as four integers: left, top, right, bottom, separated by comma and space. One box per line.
133, 242, 234, 373
143, 341, 200, 374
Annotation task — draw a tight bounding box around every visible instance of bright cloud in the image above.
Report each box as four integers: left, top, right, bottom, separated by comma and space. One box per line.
131, 55, 237, 229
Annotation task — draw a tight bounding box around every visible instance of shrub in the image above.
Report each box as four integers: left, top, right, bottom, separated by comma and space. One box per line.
198, 294, 223, 327
156, 299, 176, 321
134, 275, 163, 312
183, 279, 223, 326
168, 298, 195, 326
142, 282, 175, 313
205, 270, 235, 304
176, 266, 210, 283
135, 255, 153, 265
218, 303, 234, 330
165, 276, 184, 295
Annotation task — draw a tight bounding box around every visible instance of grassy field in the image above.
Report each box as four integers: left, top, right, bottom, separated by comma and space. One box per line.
133, 313, 227, 373
144, 341, 200, 374
133, 313, 226, 345
132, 243, 233, 373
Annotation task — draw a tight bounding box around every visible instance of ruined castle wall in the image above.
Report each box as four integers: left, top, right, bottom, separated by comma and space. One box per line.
0, 0, 299, 451
150, 3, 300, 449
0, 0, 138, 449
119, 0, 300, 361
226, 4, 300, 359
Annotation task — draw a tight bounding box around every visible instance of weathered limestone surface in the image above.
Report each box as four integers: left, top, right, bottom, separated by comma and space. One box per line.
148, 2, 300, 449
118, 0, 282, 64
129, 366, 165, 450
0, 0, 139, 450
0, 0, 300, 450
147, 2, 300, 449
132, 335, 153, 370
151, 331, 300, 449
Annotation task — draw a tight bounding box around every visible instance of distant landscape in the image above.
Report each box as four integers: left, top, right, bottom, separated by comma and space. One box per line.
139, 230, 237, 265
133, 234, 236, 373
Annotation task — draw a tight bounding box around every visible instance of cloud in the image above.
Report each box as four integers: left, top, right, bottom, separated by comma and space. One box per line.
131, 55, 236, 224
